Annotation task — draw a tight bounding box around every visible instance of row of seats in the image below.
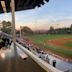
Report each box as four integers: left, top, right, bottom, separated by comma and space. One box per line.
0, 37, 12, 49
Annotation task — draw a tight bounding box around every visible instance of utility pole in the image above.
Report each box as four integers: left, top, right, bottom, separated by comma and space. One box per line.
20, 26, 22, 40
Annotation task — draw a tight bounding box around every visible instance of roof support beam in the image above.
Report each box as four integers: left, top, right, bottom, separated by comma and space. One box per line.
11, 0, 17, 56
1, 1, 6, 13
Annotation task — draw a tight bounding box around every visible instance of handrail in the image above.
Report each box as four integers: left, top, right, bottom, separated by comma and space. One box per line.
16, 42, 63, 72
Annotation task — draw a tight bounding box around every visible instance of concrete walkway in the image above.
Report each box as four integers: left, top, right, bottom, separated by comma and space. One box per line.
48, 54, 72, 72
0, 46, 46, 72
30, 47, 72, 72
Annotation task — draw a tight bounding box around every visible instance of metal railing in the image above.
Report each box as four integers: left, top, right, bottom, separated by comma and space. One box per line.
1, 32, 69, 72
16, 42, 63, 72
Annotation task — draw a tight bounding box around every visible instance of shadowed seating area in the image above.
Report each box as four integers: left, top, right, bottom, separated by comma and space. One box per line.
0, 50, 46, 72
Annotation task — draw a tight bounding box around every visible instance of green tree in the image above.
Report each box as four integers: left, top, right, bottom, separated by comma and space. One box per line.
70, 24, 72, 34
21, 26, 33, 36
48, 26, 56, 34
1, 21, 12, 34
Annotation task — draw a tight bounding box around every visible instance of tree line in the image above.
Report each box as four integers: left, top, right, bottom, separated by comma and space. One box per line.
1, 20, 72, 35
47, 24, 72, 34
1, 21, 12, 34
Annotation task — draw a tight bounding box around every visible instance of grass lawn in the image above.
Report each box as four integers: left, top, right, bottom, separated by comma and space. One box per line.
63, 41, 72, 48
25, 34, 72, 58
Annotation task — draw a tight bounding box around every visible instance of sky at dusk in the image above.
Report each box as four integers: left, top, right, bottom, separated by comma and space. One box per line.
0, 0, 72, 30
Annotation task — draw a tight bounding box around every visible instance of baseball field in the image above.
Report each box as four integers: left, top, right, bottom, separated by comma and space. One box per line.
25, 34, 72, 59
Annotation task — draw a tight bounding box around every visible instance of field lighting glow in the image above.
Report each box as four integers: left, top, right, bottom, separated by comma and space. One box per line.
1, 53, 5, 59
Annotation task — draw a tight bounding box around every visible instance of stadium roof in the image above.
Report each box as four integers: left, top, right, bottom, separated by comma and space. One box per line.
0, 0, 49, 13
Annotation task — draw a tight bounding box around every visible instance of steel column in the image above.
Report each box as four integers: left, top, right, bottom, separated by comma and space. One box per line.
11, 0, 17, 56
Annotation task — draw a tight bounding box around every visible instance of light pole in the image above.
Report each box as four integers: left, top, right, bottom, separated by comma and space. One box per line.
20, 26, 22, 39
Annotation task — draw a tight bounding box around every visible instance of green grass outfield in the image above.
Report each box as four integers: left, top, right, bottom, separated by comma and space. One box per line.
25, 34, 72, 58
63, 41, 72, 48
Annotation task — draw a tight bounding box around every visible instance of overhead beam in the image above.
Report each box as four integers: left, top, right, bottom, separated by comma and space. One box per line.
1, 1, 6, 13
